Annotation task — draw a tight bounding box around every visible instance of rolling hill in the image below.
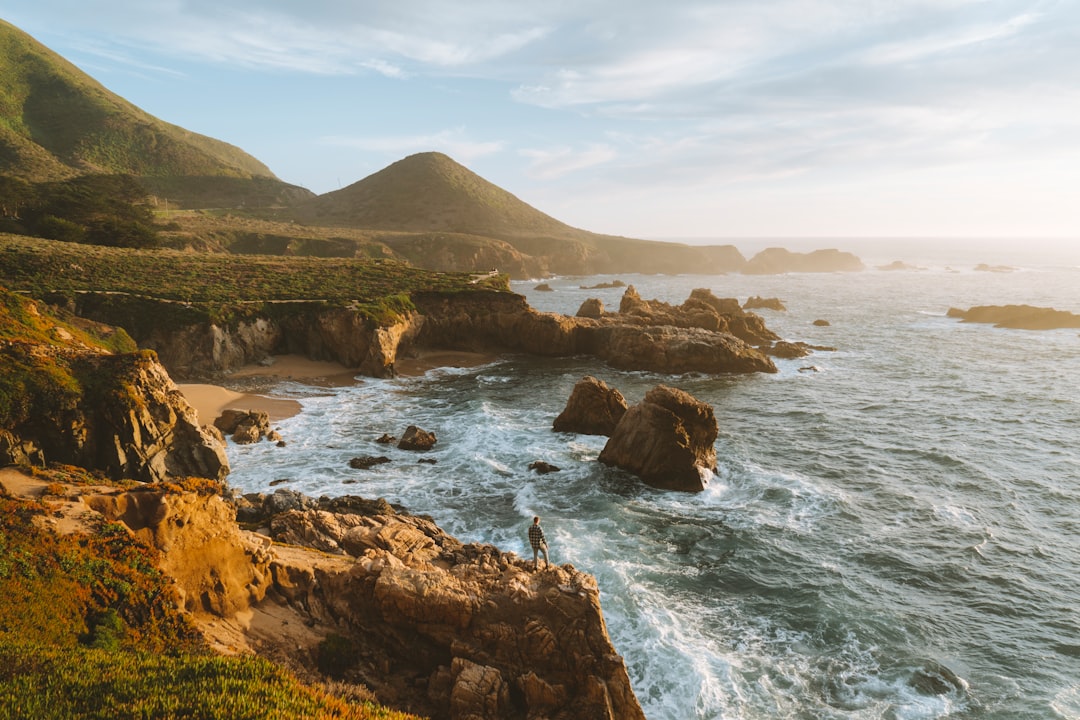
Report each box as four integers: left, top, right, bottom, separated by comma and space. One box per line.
0, 19, 309, 207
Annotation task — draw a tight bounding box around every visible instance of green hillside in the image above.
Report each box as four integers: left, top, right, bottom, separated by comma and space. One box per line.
294, 152, 581, 239
0, 18, 307, 209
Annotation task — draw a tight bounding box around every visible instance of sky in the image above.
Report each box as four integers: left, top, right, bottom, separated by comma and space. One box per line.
5, 1, 1080, 240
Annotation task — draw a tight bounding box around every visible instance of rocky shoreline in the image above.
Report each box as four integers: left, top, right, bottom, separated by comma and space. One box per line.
69, 285, 831, 383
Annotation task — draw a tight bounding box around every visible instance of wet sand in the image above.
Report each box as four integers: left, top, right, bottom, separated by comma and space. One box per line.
178, 351, 496, 425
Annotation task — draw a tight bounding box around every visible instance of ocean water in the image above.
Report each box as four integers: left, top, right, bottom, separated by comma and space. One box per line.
227, 238, 1080, 719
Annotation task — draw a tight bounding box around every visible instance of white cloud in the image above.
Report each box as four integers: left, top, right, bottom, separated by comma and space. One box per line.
321, 128, 506, 164
520, 143, 618, 179
859, 12, 1040, 65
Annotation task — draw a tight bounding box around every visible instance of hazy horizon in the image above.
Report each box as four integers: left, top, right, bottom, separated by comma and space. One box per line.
654, 236, 1080, 267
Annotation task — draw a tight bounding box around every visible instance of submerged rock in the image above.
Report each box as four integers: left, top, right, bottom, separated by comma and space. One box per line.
349, 455, 391, 470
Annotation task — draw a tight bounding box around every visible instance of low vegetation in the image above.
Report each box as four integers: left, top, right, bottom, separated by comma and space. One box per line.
0, 233, 510, 330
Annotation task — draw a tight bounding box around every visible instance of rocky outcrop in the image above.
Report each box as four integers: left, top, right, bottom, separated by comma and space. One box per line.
88, 484, 272, 616
743, 247, 864, 274
553, 376, 628, 436
228, 492, 646, 720
946, 304, 1080, 330
615, 286, 781, 346
411, 288, 778, 375
272, 510, 643, 720
1, 348, 228, 483
599, 385, 718, 492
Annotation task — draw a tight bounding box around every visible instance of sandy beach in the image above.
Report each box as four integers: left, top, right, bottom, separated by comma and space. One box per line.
178, 351, 496, 425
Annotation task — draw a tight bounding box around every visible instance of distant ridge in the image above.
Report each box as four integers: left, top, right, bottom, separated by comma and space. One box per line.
0, 19, 309, 207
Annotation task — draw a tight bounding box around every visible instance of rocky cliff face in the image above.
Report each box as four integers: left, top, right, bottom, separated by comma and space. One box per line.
66, 352, 229, 482
0, 292, 229, 482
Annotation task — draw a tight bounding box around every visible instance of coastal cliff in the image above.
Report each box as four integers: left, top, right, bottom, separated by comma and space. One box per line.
71, 285, 778, 380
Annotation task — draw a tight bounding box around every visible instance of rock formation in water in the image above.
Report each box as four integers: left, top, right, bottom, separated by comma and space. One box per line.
946, 304, 1080, 330
553, 376, 628, 436
214, 408, 281, 445
598, 385, 718, 492
743, 296, 787, 311
397, 424, 437, 451
743, 247, 864, 274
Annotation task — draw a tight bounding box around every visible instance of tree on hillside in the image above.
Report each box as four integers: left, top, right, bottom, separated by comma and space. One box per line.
0, 176, 35, 219
14, 174, 160, 248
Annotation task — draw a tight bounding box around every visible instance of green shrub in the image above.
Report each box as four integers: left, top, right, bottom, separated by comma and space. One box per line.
318, 633, 358, 680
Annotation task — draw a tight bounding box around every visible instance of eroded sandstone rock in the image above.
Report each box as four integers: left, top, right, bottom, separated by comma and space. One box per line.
599, 385, 718, 492
88, 486, 272, 616
263, 506, 646, 720
553, 376, 628, 436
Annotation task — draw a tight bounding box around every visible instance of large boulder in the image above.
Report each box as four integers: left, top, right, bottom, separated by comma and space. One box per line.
599, 385, 718, 492
576, 297, 605, 318
553, 376, 628, 436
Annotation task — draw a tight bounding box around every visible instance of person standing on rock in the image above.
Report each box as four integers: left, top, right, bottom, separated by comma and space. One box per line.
529, 516, 549, 571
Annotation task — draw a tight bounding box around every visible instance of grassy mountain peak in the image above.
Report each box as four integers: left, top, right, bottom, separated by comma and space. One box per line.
0, 19, 276, 183
294, 151, 580, 239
